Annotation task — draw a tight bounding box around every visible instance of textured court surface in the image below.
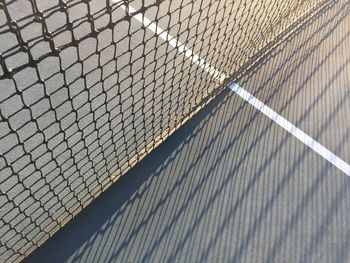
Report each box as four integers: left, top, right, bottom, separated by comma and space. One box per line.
24, 0, 350, 262
0, 0, 326, 261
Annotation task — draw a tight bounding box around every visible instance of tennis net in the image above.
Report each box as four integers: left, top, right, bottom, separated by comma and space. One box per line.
0, 0, 326, 261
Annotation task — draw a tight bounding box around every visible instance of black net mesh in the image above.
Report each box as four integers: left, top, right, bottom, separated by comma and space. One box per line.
0, 0, 325, 261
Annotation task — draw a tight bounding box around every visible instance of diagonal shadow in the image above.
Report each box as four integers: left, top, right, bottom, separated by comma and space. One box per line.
24, 0, 350, 262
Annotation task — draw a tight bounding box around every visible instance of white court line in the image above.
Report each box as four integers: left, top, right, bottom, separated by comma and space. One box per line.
115, 0, 226, 82
114, 0, 350, 176
229, 83, 350, 176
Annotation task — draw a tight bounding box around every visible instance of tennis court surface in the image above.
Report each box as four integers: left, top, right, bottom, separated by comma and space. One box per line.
1, 0, 350, 262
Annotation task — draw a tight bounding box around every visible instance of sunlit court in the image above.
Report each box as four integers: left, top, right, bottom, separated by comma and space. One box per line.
1, 0, 350, 262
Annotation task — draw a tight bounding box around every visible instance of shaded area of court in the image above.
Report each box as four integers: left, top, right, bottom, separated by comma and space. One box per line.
25, 0, 350, 262
0, 0, 325, 261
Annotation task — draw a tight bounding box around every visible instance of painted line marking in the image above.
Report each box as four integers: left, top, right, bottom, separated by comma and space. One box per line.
229, 83, 350, 176
114, 0, 350, 176
114, 0, 226, 82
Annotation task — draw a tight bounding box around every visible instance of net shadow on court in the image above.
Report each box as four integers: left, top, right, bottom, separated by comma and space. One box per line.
24, 1, 350, 261
1, 0, 329, 261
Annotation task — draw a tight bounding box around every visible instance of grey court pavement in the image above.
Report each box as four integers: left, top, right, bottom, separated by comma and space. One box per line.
0, 0, 319, 260
23, 0, 350, 262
